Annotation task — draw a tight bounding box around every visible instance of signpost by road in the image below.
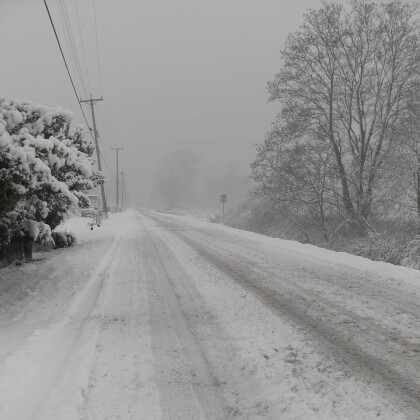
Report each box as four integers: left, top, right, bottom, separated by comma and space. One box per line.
220, 194, 227, 224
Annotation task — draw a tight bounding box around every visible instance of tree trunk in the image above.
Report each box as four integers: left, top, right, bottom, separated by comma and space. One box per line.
22, 234, 33, 261
331, 141, 356, 219
417, 162, 420, 236
328, 73, 355, 221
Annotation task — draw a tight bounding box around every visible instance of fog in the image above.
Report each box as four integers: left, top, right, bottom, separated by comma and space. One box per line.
2, 0, 328, 211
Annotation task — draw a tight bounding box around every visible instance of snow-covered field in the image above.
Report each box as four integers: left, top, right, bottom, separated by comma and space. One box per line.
0, 209, 419, 419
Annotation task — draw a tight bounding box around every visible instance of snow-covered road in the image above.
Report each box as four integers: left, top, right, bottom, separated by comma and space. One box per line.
0, 209, 419, 419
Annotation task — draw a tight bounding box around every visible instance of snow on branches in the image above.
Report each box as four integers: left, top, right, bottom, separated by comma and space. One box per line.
0, 93, 102, 254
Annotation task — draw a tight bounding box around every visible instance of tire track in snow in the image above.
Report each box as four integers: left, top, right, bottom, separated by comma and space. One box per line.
181, 234, 420, 418
0, 231, 122, 420
141, 219, 228, 420
152, 212, 420, 319
145, 213, 420, 418
147, 212, 420, 353
182, 228, 420, 352
80, 226, 163, 420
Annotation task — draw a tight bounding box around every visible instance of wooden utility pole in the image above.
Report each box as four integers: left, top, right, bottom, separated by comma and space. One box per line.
111, 146, 124, 211
79, 95, 107, 215
120, 171, 127, 211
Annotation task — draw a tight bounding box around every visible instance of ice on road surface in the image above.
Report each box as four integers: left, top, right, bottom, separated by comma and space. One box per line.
0, 209, 419, 419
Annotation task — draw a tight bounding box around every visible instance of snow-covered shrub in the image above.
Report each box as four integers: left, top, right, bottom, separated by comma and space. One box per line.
0, 119, 57, 252
333, 233, 406, 265
51, 231, 76, 249
0, 93, 102, 261
227, 199, 297, 239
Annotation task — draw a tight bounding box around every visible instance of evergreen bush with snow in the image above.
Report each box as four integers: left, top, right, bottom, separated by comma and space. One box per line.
0, 93, 103, 262
51, 231, 77, 249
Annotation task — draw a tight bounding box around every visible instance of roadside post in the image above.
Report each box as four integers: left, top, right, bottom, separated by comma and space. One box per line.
220, 194, 227, 224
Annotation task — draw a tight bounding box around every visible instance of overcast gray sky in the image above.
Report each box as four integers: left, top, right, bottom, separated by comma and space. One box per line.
2, 0, 332, 208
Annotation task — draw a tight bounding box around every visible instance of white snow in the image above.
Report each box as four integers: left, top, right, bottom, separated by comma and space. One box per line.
167, 212, 420, 293
0, 210, 418, 419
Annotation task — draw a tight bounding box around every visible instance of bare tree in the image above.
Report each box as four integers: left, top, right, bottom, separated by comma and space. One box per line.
251, 124, 339, 242
381, 86, 420, 233
267, 0, 420, 233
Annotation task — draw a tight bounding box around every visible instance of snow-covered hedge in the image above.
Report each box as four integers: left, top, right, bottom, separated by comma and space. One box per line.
0, 93, 103, 259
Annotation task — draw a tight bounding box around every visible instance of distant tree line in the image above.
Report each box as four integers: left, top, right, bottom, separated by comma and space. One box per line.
248, 0, 420, 252
150, 150, 248, 211
0, 93, 102, 265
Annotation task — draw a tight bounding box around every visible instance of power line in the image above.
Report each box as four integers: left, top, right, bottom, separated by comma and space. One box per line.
120, 138, 259, 145
96, 105, 119, 160
99, 117, 272, 125
36, 96, 270, 106
55, 0, 82, 96
58, 0, 88, 97
54, 0, 113, 171
74, 0, 92, 92
103, 101, 114, 121
44, 0, 111, 194
96, 102, 123, 179
43, 0, 94, 139
102, 101, 120, 139
62, 0, 88, 96
92, 0, 103, 95
102, 97, 268, 105
57, 0, 83, 95
99, 149, 114, 176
